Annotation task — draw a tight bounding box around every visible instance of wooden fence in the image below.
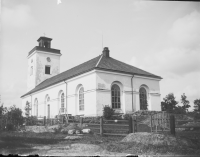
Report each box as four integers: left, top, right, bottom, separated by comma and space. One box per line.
150, 112, 200, 136
25, 112, 200, 137
79, 116, 138, 136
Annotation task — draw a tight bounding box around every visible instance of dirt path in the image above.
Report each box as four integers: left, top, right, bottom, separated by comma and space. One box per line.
24, 143, 128, 156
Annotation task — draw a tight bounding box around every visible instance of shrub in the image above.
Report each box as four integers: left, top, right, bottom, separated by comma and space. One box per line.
25, 116, 38, 126
103, 106, 114, 120
6, 122, 15, 131
194, 113, 200, 120
122, 114, 131, 120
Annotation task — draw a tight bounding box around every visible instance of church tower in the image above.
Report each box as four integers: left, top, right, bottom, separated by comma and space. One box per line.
27, 37, 61, 91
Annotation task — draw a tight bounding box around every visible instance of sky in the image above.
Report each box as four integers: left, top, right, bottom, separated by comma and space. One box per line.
0, 0, 200, 111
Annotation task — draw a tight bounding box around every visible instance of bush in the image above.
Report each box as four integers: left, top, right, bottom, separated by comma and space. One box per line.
194, 113, 200, 120
6, 122, 15, 131
122, 114, 131, 120
25, 116, 38, 126
103, 106, 114, 120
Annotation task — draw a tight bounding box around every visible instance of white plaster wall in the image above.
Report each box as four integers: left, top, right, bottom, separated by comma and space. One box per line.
67, 72, 96, 116
96, 71, 133, 115
27, 54, 37, 92
22, 71, 97, 117
96, 71, 161, 115
27, 50, 61, 92
150, 94, 161, 111
36, 52, 61, 86
133, 76, 161, 111
22, 70, 161, 117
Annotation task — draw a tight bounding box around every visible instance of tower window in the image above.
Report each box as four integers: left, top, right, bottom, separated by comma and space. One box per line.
45, 66, 50, 74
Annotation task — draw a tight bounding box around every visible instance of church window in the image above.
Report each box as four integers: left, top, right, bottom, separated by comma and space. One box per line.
61, 93, 65, 113
139, 87, 148, 110
45, 66, 51, 74
111, 84, 121, 109
79, 87, 84, 111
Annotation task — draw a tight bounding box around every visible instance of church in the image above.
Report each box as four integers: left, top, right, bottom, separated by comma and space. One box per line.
21, 37, 162, 118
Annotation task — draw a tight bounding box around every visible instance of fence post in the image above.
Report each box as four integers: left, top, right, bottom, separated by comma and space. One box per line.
170, 115, 175, 136
80, 117, 83, 128
100, 116, 103, 136
62, 116, 64, 124
150, 115, 153, 132
129, 116, 133, 133
44, 116, 46, 126
133, 116, 137, 133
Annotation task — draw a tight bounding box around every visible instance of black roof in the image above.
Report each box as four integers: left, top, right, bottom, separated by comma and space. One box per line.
21, 55, 162, 98
28, 46, 61, 56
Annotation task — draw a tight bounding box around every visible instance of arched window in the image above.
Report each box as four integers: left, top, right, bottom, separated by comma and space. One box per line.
61, 93, 65, 113
111, 84, 121, 109
79, 87, 84, 111
139, 87, 148, 110
35, 99, 38, 117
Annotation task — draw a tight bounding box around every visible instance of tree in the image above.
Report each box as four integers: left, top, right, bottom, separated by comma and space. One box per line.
0, 104, 6, 118
180, 93, 190, 113
194, 99, 200, 112
24, 101, 31, 118
161, 93, 178, 113
6, 105, 24, 130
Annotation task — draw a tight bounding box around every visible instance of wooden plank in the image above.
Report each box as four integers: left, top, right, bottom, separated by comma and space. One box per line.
176, 120, 200, 122
97, 133, 127, 136
103, 128, 128, 131
176, 125, 200, 128
85, 123, 100, 126
103, 124, 129, 127
90, 128, 99, 130
104, 120, 128, 122
176, 131, 200, 134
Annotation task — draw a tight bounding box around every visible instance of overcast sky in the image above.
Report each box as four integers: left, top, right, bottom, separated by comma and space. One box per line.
0, 0, 200, 110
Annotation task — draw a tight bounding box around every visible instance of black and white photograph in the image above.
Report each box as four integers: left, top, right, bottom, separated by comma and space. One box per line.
0, 0, 200, 156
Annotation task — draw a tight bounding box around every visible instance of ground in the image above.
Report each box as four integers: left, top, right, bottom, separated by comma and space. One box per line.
0, 131, 200, 156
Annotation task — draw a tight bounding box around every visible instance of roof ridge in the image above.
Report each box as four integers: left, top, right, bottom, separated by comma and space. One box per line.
95, 54, 103, 67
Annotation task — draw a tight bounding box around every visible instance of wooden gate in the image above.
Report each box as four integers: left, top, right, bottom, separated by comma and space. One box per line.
150, 111, 170, 132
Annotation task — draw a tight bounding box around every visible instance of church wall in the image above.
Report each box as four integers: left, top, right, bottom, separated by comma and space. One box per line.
96, 71, 133, 115
30, 83, 66, 118
27, 54, 37, 92
96, 71, 161, 114
149, 94, 161, 111
67, 72, 97, 116
133, 76, 161, 111
36, 52, 60, 86
22, 71, 97, 117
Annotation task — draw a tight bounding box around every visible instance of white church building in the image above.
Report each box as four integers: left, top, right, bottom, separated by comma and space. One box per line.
21, 37, 162, 118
